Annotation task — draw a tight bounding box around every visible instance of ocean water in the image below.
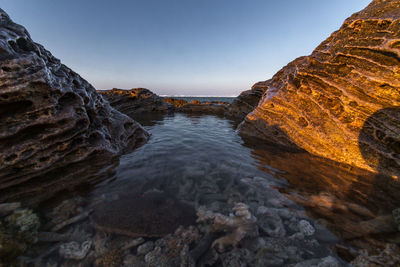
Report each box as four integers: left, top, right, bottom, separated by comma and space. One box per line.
91, 113, 398, 248
36, 112, 398, 265
161, 96, 235, 103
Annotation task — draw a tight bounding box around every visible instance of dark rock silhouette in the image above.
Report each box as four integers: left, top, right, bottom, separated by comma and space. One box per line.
99, 88, 173, 119
238, 0, 400, 176
0, 9, 149, 204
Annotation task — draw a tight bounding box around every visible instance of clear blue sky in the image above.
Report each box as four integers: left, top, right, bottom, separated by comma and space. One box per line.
1, 0, 371, 96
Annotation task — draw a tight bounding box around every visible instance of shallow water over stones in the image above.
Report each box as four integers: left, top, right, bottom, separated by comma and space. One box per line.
11, 113, 399, 266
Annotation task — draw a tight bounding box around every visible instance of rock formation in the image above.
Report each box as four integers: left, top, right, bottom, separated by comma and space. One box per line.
0, 9, 149, 204
238, 0, 400, 177
164, 97, 230, 116
229, 82, 267, 121
98, 88, 172, 119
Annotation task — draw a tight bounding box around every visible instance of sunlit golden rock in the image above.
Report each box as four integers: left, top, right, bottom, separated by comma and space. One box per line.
239, 0, 400, 177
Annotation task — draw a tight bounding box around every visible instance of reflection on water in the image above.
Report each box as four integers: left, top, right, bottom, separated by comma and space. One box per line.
242, 139, 400, 252
92, 113, 288, 212
90, 113, 398, 257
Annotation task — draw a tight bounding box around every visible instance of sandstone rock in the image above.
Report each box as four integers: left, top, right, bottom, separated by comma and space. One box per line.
229, 82, 267, 121
0, 9, 149, 204
163, 97, 188, 107
164, 97, 230, 115
179, 102, 229, 115
98, 88, 172, 118
238, 0, 400, 177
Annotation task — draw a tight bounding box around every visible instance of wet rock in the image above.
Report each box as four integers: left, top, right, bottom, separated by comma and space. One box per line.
0, 202, 21, 217
294, 256, 341, 267
220, 248, 253, 267
123, 254, 142, 266
1, 207, 41, 264
137, 241, 154, 255
48, 197, 85, 226
392, 208, 400, 231
298, 220, 315, 236
95, 249, 124, 267
317, 256, 341, 267
0, 9, 149, 204
51, 209, 93, 232
0, 222, 28, 264
5, 208, 40, 238
238, 1, 400, 176
59, 240, 92, 260
351, 243, 400, 267
91, 191, 196, 237
38, 231, 70, 242
256, 206, 286, 237
197, 203, 258, 252
121, 237, 145, 251
99, 88, 172, 118
144, 246, 169, 267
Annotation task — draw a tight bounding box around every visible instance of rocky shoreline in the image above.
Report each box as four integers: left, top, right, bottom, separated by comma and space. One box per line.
1, 0, 400, 266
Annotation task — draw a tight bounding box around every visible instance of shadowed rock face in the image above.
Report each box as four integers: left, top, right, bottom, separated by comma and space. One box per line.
0, 9, 149, 204
229, 82, 267, 121
98, 88, 173, 119
239, 0, 400, 176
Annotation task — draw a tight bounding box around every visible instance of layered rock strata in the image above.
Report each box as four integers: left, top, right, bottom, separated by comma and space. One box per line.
0, 9, 149, 204
239, 0, 400, 176
98, 88, 172, 119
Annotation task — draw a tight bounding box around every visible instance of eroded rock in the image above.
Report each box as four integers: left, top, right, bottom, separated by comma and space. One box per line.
238, 0, 400, 177
0, 9, 149, 204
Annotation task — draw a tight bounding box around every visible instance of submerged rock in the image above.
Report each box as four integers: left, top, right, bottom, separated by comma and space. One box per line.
95, 249, 124, 267
0, 9, 149, 204
0, 208, 40, 263
91, 191, 197, 237
59, 240, 92, 260
238, 0, 400, 176
197, 203, 258, 252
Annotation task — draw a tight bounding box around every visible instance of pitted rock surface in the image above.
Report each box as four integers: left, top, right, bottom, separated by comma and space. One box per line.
239, 0, 400, 176
0, 9, 149, 204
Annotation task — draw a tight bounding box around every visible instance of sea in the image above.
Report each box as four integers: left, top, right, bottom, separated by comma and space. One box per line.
161, 96, 235, 103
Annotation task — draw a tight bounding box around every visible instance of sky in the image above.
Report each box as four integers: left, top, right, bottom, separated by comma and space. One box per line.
0, 0, 371, 96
